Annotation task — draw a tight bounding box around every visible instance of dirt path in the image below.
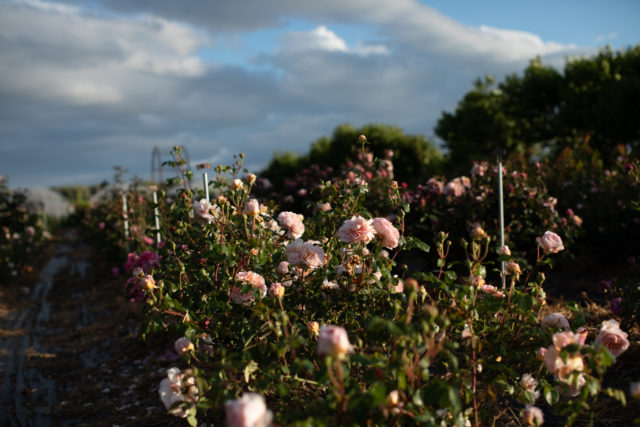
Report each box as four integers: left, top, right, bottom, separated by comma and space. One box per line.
0, 233, 176, 426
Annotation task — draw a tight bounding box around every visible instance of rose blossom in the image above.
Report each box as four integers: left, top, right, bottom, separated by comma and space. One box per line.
193, 199, 217, 223
522, 405, 544, 426
520, 374, 540, 401
371, 217, 399, 249
158, 367, 198, 418
231, 271, 267, 306
318, 325, 352, 358
174, 337, 194, 354
225, 393, 272, 427
285, 239, 325, 270
470, 223, 487, 240
498, 245, 511, 256
594, 319, 629, 357
506, 261, 522, 275
537, 231, 564, 254
308, 321, 320, 336
243, 199, 260, 216
232, 179, 244, 189
269, 282, 285, 299
541, 313, 570, 330
141, 275, 156, 290
277, 211, 305, 239
276, 261, 289, 274
443, 179, 465, 197
543, 331, 585, 384
338, 216, 376, 244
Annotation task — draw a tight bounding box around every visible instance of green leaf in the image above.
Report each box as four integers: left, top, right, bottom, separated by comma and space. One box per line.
544, 386, 559, 405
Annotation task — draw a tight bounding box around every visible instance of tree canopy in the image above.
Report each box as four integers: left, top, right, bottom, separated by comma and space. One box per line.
436, 45, 640, 175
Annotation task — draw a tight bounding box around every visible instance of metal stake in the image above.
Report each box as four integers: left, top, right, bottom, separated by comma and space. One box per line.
153, 191, 161, 244
122, 193, 130, 240
498, 161, 506, 289
202, 172, 209, 202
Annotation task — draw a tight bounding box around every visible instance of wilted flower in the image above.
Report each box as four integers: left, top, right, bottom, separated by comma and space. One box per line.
537, 231, 564, 254
522, 405, 544, 426
338, 216, 376, 244
307, 321, 320, 336
245, 173, 257, 185
594, 319, 629, 357
543, 197, 557, 210
318, 325, 352, 358
317, 202, 332, 212
174, 337, 194, 354
630, 382, 640, 398
225, 393, 272, 427
371, 217, 399, 249
520, 374, 540, 401
506, 261, 522, 276
541, 313, 570, 330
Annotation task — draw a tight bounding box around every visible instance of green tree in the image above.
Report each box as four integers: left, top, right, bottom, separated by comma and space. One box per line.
436, 45, 640, 175
261, 123, 443, 186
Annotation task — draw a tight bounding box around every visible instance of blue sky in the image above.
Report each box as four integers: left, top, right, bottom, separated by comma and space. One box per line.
0, 0, 638, 188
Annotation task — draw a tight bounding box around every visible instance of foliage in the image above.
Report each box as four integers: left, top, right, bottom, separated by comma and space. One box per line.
436, 45, 640, 176
0, 176, 47, 282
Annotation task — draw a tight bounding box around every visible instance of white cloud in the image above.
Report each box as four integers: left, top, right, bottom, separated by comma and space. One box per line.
280, 25, 348, 53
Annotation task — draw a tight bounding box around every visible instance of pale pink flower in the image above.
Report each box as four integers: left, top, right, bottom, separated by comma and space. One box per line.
231, 271, 267, 306
543, 331, 586, 382
276, 261, 289, 274
321, 279, 340, 290
520, 374, 540, 401
193, 199, 218, 223
243, 199, 260, 216
277, 211, 305, 239
244, 173, 257, 185
371, 217, 399, 249
443, 179, 465, 197
541, 313, 570, 330
269, 282, 285, 299
543, 197, 557, 210
141, 275, 156, 290
522, 405, 544, 426
536, 347, 547, 361
390, 278, 404, 293
174, 337, 194, 354
572, 215, 583, 226
537, 231, 564, 254
318, 325, 352, 357
498, 245, 511, 256
479, 284, 496, 294
225, 393, 272, 427
338, 216, 376, 244
470, 223, 487, 240
307, 321, 320, 336
470, 162, 488, 177
285, 239, 325, 270
158, 367, 197, 418
506, 261, 522, 275
594, 319, 629, 357
232, 179, 244, 190
425, 177, 444, 193
317, 202, 332, 212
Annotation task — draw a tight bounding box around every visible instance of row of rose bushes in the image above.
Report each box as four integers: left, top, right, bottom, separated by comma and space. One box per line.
0, 176, 48, 282
88, 144, 636, 426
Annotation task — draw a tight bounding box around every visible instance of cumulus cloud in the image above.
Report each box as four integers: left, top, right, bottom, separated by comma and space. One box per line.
1, 0, 596, 187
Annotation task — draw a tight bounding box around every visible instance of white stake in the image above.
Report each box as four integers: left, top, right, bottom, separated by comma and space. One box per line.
202, 172, 209, 202
122, 193, 130, 240
153, 191, 161, 244
498, 161, 506, 289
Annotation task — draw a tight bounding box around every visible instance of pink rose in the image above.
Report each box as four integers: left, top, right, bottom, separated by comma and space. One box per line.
243, 199, 260, 216
318, 325, 352, 357
174, 337, 194, 354
594, 319, 629, 357
371, 217, 399, 249
338, 216, 376, 244
269, 282, 285, 299
277, 211, 305, 239
193, 199, 218, 223
285, 239, 325, 270
541, 313, 570, 330
276, 261, 289, 274
231, 271, 267, 306
158, 368, 189, 418
537, 231, 564, 254
543, 331, 586, 382
443, 179, 465, 197
225, 393, 272, 427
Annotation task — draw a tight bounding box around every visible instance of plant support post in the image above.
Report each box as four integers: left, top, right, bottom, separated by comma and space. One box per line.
121, 193, 130, 240
203, 172, 209, 202
153, 191, 161, 244
498, 161, 506, 289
